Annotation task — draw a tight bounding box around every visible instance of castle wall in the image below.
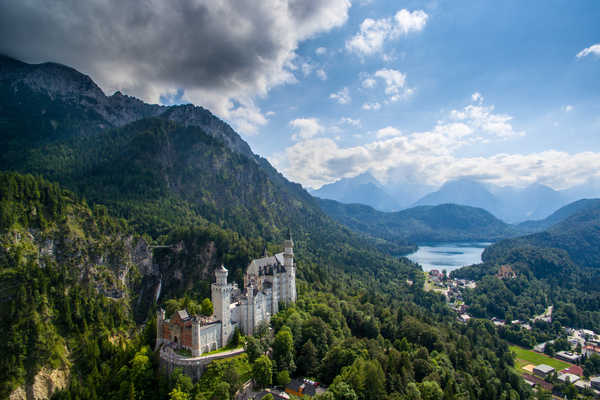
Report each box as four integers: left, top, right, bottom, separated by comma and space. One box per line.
277, 272, 288, 305
230, 303, 241, 325
194, 323, 221, 356
159, 346, 245, 381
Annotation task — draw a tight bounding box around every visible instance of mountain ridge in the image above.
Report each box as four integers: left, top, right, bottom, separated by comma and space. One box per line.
0, 54, 254, 159
311, 172, 402, 211
517, 198, 600, 232
317, 198, 521, 244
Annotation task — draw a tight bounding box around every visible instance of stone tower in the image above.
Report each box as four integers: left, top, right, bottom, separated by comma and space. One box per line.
211, 264, 233, 347
283, 233, 296, 303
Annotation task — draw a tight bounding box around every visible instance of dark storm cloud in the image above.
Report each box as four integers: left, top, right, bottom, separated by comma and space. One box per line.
0, 0, 350, 133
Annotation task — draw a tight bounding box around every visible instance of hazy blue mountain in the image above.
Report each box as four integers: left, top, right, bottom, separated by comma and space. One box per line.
563, 176, 600, 200
384, 181, 435, 209
490, 183, 568, 222
311, 172, 402, 211
412, 178, 574, 223
413, 178, 501, 212
518, 198, 600, 232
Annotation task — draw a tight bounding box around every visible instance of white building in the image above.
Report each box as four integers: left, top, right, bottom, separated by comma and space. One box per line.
157, 237, 296, 356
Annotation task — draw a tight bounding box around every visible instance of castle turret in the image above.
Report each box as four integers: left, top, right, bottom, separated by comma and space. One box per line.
212, 265, 233, 347
283, 232, 296, 303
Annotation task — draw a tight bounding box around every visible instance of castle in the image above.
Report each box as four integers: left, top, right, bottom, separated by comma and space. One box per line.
156, 237, 296, 356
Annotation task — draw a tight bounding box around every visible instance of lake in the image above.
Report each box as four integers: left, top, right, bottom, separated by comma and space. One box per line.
406, 242, 491, 272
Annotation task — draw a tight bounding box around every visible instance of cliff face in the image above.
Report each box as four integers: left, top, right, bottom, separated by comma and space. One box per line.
0, 55, 253, 158
0, 172, 157, 398
0, 217, 152, 300
9, 367, 68, 400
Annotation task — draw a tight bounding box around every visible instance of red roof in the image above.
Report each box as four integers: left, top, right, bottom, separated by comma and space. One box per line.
522, 374, 553, 391
561, 365, 583, 377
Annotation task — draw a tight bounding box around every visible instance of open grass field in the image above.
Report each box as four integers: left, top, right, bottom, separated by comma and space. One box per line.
510, 345, 571, 371
514, 358, 530, 370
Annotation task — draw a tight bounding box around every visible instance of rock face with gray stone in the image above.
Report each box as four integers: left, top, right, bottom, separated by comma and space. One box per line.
0, 55, 255, 159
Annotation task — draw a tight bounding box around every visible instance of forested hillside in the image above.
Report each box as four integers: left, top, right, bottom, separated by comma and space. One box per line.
0, 57, 538, 400
517, 198, 600, 233
453, 204, 600, 332
0, 172, 148, 398
318, 199, 520, 244
484, 204, 600, 268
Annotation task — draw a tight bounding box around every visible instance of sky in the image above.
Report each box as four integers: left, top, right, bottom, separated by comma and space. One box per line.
1, 0, 599, 190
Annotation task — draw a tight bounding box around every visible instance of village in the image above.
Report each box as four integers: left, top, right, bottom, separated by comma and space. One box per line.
424, 268, 600, 399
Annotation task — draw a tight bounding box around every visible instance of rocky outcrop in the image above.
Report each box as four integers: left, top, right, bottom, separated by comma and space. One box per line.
0, 55, 256, 158
132, 237, 156, 276
159, 104, 254, 158
9, 367, 69, 400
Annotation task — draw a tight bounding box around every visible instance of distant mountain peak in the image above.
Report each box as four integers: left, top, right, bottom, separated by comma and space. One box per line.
413, 178, 499, 212
312, 172, 399, 211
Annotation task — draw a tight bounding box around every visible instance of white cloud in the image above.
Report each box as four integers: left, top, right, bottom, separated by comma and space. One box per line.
374, 69, 412, 101
289, 118, 324, 141
449, 102, 523, 138
376, 126, 402, 138
0, 0, 352, 135
340, 117, 361, 127
362, 77, 377, 88
471, 92, 484, 103
576, 44, 600, 58
346, 9, 428, 56
266, 111, 276, 117
301, 62, 315, 77
362, 102, 381, 110
330, 87, 351, 104
316, 69, 327, 80
315, 47, 327, 55
278, 96, 543, 189
563, 105, 574, 112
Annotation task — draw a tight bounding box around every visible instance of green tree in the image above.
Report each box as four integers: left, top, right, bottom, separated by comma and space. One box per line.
253, 355, 273, 389
272, 327, 295, 373
230, 327, 242, 347
297, 339, 318, 377
169, 387, 191, 400
405, 383, 422, 400
211, 382, 230, 400
201, 298, 213, 317
130, 346, 153, 397
276, 370, 291, 387
329, 381, 358, 400
223, 366, 241, 397
419, 381, 443, 400
245, 336, 263, 363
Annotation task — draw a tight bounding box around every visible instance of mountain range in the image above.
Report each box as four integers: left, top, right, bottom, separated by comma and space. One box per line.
311, 172, 432, 211
0, 54, 416, 285
317, 200, 520, 245
317, 196, 600, 250
313, 173, 600, 223
484, 199, 600, 269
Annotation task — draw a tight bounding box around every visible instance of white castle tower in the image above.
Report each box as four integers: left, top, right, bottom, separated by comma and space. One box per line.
283, 233, 296, 303
211, 264, 233, 347
156, 233, 298, 359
